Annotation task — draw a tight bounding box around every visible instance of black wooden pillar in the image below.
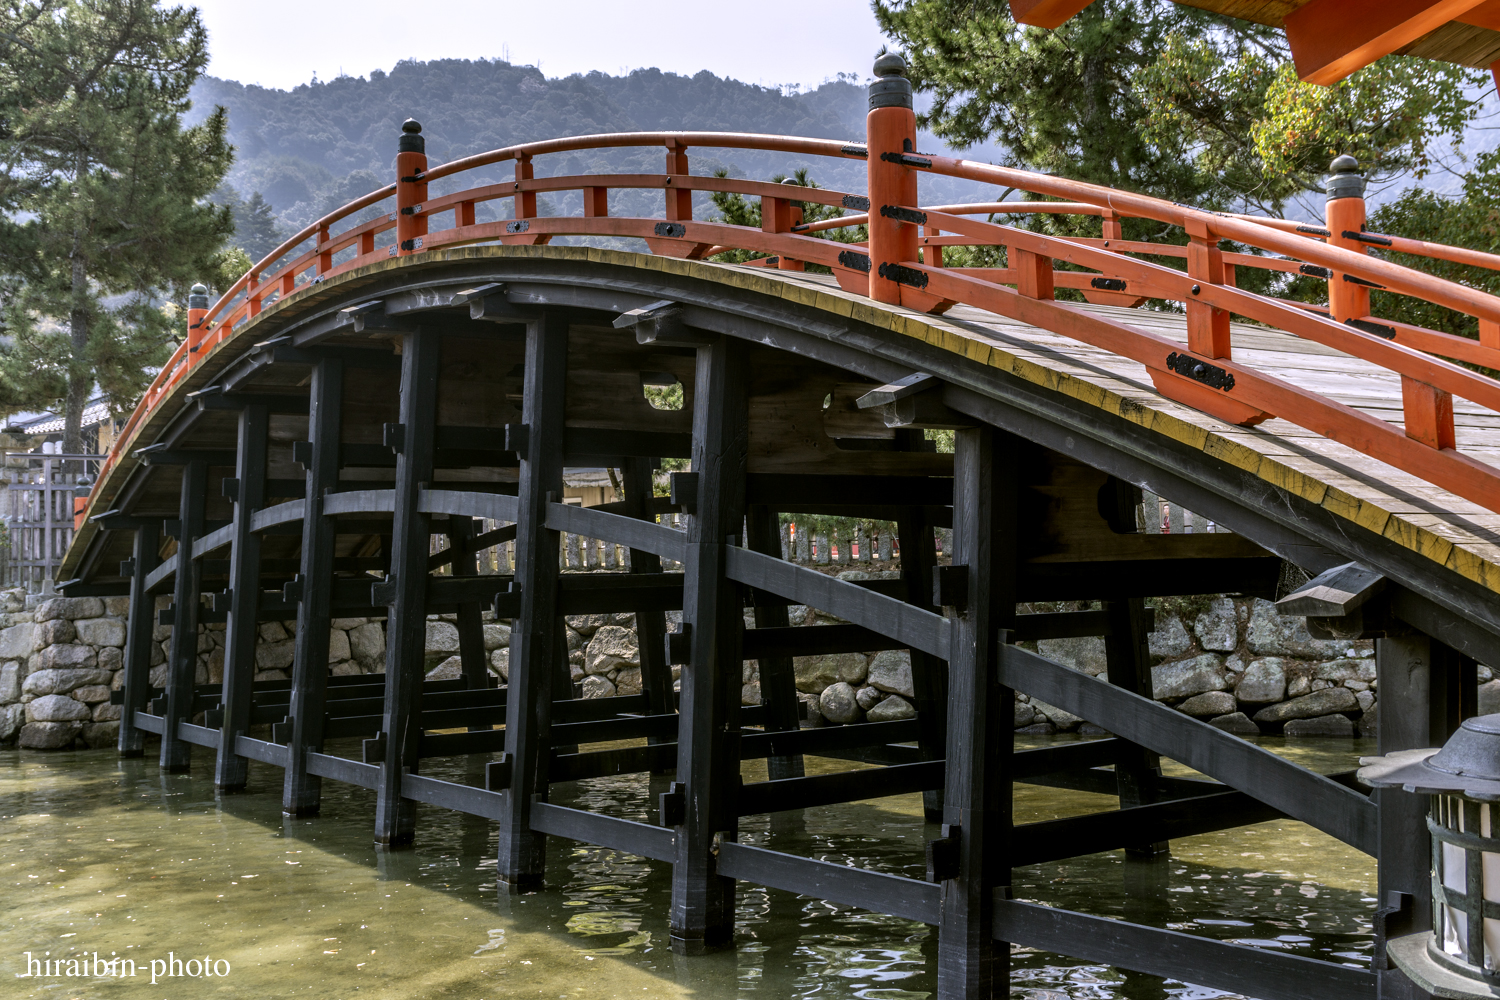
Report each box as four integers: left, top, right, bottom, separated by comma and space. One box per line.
1103, 597, 1166, 856
937, 425, 1016, 1000
620, 457, 673, 724
1375, 632, 1463, 1000
373, 330, 439, 847
117, 522, 162, 758
497, 309, 568, 891
160, 460, 208, 772
745, 504, 803, 782
446, 516, 491, 693
284, 358, 344, 814
897, 505, 945, 820
670, 334, 749, 954
215, 402, 270, 791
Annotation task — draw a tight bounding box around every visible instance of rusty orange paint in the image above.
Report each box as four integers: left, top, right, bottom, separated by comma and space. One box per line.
1401, 375, 1457, 449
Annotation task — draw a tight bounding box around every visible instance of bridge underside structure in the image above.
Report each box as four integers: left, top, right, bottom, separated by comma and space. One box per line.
59, 60, 1500, 1000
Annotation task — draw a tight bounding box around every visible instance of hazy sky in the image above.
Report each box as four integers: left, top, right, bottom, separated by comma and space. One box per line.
191, 0, 893, 92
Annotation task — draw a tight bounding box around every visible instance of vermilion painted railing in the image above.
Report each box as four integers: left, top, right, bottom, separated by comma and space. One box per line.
98, 81, 1500, 518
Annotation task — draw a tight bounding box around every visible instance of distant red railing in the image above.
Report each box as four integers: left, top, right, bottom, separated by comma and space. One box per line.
99, 63, 1500, 518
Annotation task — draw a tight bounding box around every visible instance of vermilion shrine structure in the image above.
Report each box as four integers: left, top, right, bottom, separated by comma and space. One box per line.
59, 47, 1500, 1000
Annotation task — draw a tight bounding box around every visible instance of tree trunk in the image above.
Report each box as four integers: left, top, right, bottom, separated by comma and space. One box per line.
65, 206, 89, 475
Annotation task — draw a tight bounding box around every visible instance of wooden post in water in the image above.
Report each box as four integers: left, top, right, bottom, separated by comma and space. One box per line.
215, 401, 269, 791
117, 521, 161, 758
160, 459, 208, 772
283, 358, 344, 814
670, 334, 748, 953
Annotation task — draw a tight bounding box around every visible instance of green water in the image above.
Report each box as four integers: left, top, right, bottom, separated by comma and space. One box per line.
0, 736, 1376, 999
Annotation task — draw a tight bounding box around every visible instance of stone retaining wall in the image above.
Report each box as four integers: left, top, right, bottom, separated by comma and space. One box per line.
3, 581, 1472, 751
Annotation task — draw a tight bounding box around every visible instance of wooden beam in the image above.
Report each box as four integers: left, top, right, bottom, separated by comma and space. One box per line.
116, 521, 162, 758
745, 504, 805, 789
992, 899, 1377, 1000
717, 842, 940, 924
1276, 560, 1386, 616
1285, 0, 1492, 85
620, 458, 676, 742
738, 761, 943, 815
159, 460, 207, 773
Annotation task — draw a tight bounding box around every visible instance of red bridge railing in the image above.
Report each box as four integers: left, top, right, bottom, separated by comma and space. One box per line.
100, 56, 1500, 519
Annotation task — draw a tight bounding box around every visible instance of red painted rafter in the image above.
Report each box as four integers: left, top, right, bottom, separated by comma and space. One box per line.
1285, 0, 1492, 85
1010, 0, 1097, 29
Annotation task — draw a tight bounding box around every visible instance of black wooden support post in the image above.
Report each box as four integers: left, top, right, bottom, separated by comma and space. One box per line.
446, 516, 491, 695
215, 402, 270, 791
497, 309, 568, 890
897, 506, 945, 820
1374, 632, 1462, 999
117, 522, 162, 758
620, 457, 673, 725
937, 425, 1016, 1000
670, 334, 749, 954
373, 329, 439, 847
160, 460, 208, 772
284, 358, 344, 814
1102, 597, 1166, 856
745, 504, 803, 782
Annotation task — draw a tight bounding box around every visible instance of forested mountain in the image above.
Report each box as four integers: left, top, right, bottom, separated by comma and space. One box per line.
190, 58, 1000, 257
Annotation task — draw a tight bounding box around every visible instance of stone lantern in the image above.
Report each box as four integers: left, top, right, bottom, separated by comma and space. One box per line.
1361, 714, 1500, 998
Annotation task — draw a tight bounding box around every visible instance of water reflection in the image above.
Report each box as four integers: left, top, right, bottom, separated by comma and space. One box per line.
0, 734, 1375, 999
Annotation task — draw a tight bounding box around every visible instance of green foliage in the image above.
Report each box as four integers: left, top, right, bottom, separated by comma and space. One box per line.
211, 183, 284, 262
874, 0, 1480, 214
0, 0, 235, 444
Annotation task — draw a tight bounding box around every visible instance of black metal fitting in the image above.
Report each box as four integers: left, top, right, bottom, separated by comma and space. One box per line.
877, 261, 929, 289
1165, 351, 1235, 392
398, 118, 424, 154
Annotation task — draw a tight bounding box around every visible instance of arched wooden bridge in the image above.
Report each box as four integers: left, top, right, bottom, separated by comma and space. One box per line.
61, 56, 1500, 1000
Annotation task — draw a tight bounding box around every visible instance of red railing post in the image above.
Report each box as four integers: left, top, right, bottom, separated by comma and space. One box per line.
186, 283, 209, 355
1325, 155, 1368, 323
247, 272, 261, 317
763, 178, 804, 271
317, 225, 331, 275
396, 119, 429, 256
1185, 216, 1231, 359
664, 139, 692, 221
515, 153, 536, 221
867, 54, 918, 305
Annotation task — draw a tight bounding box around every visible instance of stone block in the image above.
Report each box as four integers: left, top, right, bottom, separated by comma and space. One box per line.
149, 665, 168, 688
490, 648, 509, 681
26, 694, 92, 722
1038, 635, 1108, 676
81, 721, 120, 748
1235, 658, 1288, 704
0, 588, 27, 613
34, 644, 98, 671
22, 667, 112, 696
567, 614, 609, 638
616, 667, 642, 697
786, 605, 813, 627
866, 650, 914, 698
867, 694, 916, 722
585, 626, 639, 675
425, 657, 463, 681
103, 597, 130, 617
0, 661, 17, 702
1208, 712, 1259, 736
483, 624, 511, 651
34, 597, 104, 622
1284, 713, 1356, 737
741, 681, 761, 706
1178, 690, 1237, 717
795, 653, 861, 694
1032, 699, 1082, 731
1356, 690, 1375, 713
819, 681, 860, 724
331, 662, 363, 676
349, 623, 386, 665
838, 653, 869, 685
0, 622, 38, 660
1313, 658, 1377, 683
1148, 615, 1192, 662
259, 621, 289, 642
19, 721, 81, 748
72, 685, 111, 704
1245, 599, 1346, 659
1287, 674, 1311, 698
1193, 598, 1239, 653
565, 628, 586, 652
856, 685, 884, 711
92, 701, 122, 722
38, 619, 76, 646
98, 647, 121, 672
581, 674, 616, 699
253, 669, 288, 682
75, 617, 128, 648
425, 620, 461, 656
329, 618, 367, 630
255, 640, 295, 671
1015, 701, 1040, 727
0, 703, 22, 740
150, 642, 165, 666
328, 628, 351, 663
1481, 679, 1500, 716
1150, 654, 1224, 700
1253, 687, 1358, 723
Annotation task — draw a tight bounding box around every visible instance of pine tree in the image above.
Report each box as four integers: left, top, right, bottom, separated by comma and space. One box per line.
0, 0, 235, 455
212, 184, 285, 263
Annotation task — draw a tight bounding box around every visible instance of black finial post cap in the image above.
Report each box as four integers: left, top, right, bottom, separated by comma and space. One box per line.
187, 283, 209, 309
1325, 153, 1365, 202
399, 118, 425, 154
869, 52, 913, 111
